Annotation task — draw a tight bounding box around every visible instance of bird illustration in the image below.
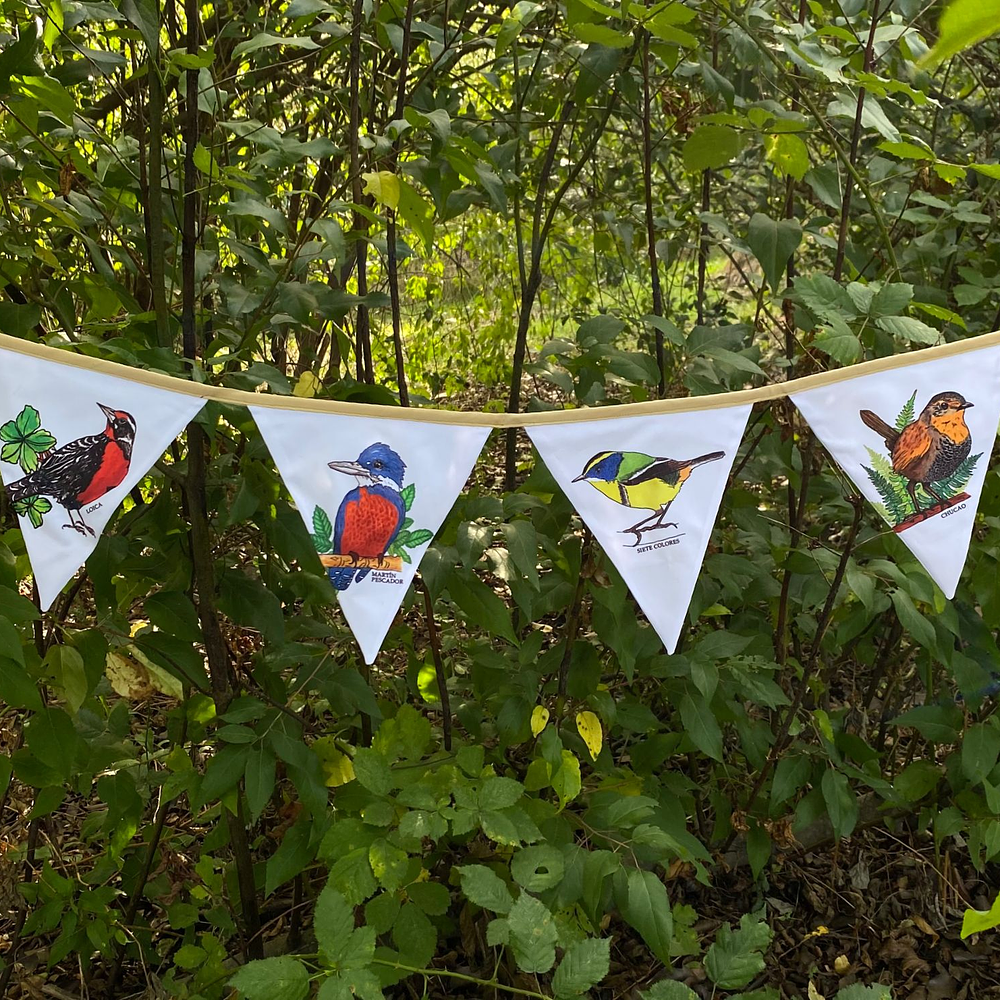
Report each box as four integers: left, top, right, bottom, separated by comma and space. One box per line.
326, 442, 406, 590
573, 449, 725, 545
860, 390, 973, 514
5, 403, 136, 537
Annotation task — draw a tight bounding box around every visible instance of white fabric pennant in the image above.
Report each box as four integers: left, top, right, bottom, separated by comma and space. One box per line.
0, 348, 205, 610
791, 345, 1000, 598
527, 404, 751, 654
250, 407, 490, 664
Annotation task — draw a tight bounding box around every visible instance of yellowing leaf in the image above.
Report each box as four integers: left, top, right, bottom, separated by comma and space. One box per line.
961, 892, 1000, 938
362, 170, 400, 209
576, 711, 603, 760
312, 736, 356, 787
834, 955, 851, 974
530, 705, 549, 737
807, 982, 826, 1000
106, 648, 183, 701
293, 371, 320, 397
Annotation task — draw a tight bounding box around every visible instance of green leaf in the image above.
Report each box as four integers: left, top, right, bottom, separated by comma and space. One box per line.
679, 689, 723, 761
496, 0, 542, 56
639, 983, 698, 1000
919, 0, 1000, 68
507, 892, 558, 973
875, 314, 940, 344
821, 768, 858, 840
511, 845, 565, 892
312, 505, 334, 548
962, 723, 1000, 785
961, 892, 1000, 938
447, 571, 516, 643
704, 914, 772, 989
369, 838, 408, 892
218, 569, 284, 645
501, 521, 539, 590
746, 213, 802, 292
617, 868, 672, 964
244, 743, 276, 821
232, 32, 319, 57
765, 133, 809, 180
893, 704, 963, 743
458, 864, 514, 914
145, 591, 202, 642
352, 747, 393, 796
551, 936, 611, 998
682, 125, 742, 171
479, 775, 524, 810
229, 956, 309, 1000
571, 22, 632, 48
315, 883, 355, 964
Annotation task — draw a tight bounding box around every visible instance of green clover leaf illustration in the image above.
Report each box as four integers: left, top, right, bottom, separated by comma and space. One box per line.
0, 405, 57, 473
12, 494, 52, 529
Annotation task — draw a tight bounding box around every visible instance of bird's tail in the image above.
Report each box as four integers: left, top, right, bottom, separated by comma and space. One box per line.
859, 409, 898, 446
6, 474, 39, 503
328, 566, 356, 591
686, 451, 726, 468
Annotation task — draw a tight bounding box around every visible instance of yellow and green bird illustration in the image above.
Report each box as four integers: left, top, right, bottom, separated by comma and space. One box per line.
573, 449, 725, 545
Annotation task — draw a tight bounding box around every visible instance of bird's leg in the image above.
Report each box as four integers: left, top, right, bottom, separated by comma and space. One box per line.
621, 508, 675, 547
923, 482, 945, 506
649, 502, 678, 531
62, 510, 88, 535
907, 480, 923, 515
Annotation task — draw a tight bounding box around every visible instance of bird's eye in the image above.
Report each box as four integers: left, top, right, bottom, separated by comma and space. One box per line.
374, 460, 383, 468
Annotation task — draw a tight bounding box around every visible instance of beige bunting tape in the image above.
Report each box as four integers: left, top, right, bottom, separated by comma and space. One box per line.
2, 330, 1000, 427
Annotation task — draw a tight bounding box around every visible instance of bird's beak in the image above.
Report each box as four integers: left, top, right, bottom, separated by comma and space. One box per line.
572, 473, 588, 483
960, 401, 974, 409
328, 460, 369, 478
98, 403, 116, 421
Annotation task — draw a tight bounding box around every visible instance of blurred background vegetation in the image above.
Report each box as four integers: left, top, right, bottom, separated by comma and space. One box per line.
1, 0, 1000, 997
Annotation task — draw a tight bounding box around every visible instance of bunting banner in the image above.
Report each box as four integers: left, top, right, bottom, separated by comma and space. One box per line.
250, 406, 490, 663
527, 404, 752, 653
4, 330, 1000, 646
0, 347, 205, 611
791, 343, 1000, 598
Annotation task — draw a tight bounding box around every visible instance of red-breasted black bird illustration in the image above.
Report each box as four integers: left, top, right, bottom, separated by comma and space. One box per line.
860, 390, 972, 514
6, 403, 136, 536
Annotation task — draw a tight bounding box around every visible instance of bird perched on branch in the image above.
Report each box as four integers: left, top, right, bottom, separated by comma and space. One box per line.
860, 390, 973, 513
326, 442, 406, 590
6, 403, 135, 536
574, 449, 725, 545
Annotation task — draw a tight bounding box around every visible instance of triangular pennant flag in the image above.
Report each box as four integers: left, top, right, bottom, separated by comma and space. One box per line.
527, 403, 751, 653
791, 345, 1000, 598
250, 406, 490, 663
0, 348, 205, 610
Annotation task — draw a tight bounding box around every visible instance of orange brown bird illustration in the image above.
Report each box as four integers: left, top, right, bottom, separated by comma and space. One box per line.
6, 403, 136, 536
859, 390, 972, 514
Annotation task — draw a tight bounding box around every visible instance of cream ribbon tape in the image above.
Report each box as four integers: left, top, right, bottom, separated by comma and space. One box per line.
2, 330, 999, 427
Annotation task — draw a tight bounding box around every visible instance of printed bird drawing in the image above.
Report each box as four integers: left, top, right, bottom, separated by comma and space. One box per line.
574, 449, 725, 545
5, 403, 136, 536
860, 390, 973, 513
326, 442, 406, 590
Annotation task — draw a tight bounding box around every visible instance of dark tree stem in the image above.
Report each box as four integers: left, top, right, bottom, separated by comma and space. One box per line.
727, 494, 865, 851
641, 29, 665, 395
833, 0, 883, 282
178, 0, 261, 957
349, 0, 372, 383
422, 583, 452, 750
386, 0, 416, 407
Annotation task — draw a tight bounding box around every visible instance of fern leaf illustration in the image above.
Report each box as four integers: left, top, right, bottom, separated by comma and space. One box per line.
895, 390, 917, 431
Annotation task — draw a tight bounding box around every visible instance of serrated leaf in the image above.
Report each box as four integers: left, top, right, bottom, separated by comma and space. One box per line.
229, 956, 309, 1000
551, 936, 611, 998
704, 914, 772, 989
747, 213, 802, 291
508, 892, 558, 973
458, 864, 513, 914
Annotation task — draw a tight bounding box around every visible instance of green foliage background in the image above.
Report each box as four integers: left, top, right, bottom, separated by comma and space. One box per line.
0, 0, 999, 997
